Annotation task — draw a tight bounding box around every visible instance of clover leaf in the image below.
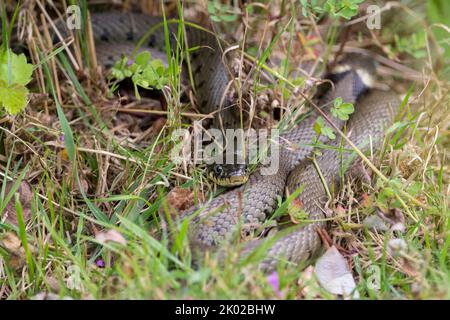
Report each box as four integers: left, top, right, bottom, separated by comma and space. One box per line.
0, 49, 34, 115
110, 51, 168, 99
314, 116, 336, 140
331, 97, 354, 121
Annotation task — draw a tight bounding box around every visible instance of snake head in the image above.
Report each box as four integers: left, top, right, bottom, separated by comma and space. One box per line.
331, 53, 378, 88
207, 163, 249, 187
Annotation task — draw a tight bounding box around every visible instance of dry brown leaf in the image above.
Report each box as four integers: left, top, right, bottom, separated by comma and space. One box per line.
377, 208, 406, 233
383, 208, 406, 233
297, 265, 316, 298
348, 159, 373, 185
361, 193, 370, 207
334, 204, 346, 216
0, 231, 22, 252
0, 232, 26, 270
363, 215, 389, 232
151, 117, 166, 133
45, 276, 61, 292
386, 238, 420, 277
401, 257, 421, 278
387, 238, 408, 256
95, 229, 127, 245
288, 198, 305, 224
160, 186, 195, 217
2, 181, 32, 227
315, 246, 359, 299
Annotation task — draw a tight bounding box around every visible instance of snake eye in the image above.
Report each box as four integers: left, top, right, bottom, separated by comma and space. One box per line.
214, 165, 224, 176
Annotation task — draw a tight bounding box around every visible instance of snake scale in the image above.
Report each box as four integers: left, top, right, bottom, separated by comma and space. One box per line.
85, 11, 400, 272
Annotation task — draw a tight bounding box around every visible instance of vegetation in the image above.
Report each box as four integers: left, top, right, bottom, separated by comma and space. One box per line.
0, 0, 448, 299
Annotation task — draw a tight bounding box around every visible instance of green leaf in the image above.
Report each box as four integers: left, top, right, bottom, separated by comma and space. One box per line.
314, 116, 336, 139
220, 14, 238, 22
386, 121, 407, 135
0, 81, 29, 115
55, 100, 76, 161
325, 0, 364, 20
109, 51, 168, 94
334, 97, 343, 107
314, 116, 326, 136
0, 49, 33, 86
15, 192, 35, 278
207, 0, 239, 23
150, 59, 165, 76
300, 0, 309, 17
272, 185, 305, 219
210, 15, 221, 22
207, 2, 218, 14
321, 126, 336, 140
338, 6, 359, 20
382, 187, 395, 197
406, 181, 422, 196
388, 178, 403, 190
135, 51, 151, 68
111, 56, 132, 81
331, 98, 354, 121
428, 0, 450, 58
340, 103, 354, 114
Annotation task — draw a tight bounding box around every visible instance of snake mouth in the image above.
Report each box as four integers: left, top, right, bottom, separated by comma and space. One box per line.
210, 174, 249, 187
207, 164, 249, 187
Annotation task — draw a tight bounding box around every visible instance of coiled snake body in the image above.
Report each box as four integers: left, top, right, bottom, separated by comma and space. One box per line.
87, 11, 400, 271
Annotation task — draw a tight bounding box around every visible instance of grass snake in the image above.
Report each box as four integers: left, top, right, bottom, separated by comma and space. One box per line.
85, 11, 400, 272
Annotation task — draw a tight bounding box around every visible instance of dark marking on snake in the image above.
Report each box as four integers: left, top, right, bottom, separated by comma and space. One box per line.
191, 51, 200, 59
200, 100, 208, 110
126, 31, 134, 41
148, 34, 156, 47
101, 28, 110, 42
197, 80, 206, 89
193, 64, 202, 76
